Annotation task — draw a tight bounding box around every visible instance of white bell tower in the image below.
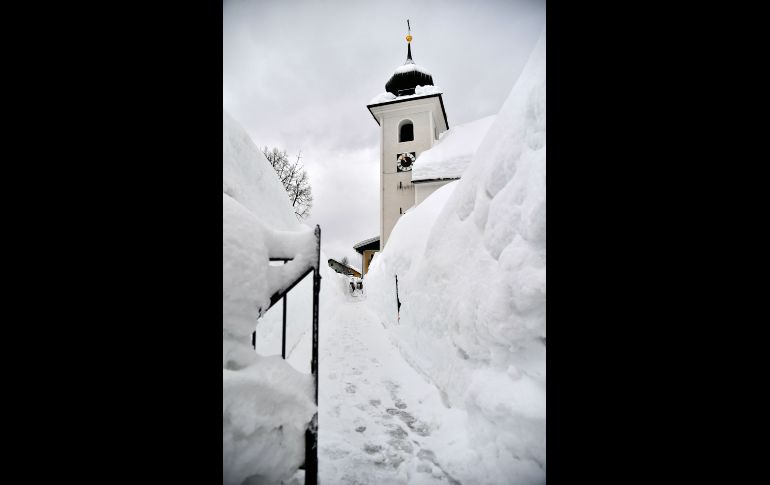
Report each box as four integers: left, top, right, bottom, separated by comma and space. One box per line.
367, 21, 449, 248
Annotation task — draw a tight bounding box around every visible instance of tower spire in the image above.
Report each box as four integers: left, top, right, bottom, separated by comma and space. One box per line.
405, 19, 414, 64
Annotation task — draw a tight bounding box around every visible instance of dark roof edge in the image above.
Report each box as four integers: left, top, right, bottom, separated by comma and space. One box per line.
438, 93, 449, 129
353, 235, 381, 252
366, 93, 449, 129
411, 176, 460, 184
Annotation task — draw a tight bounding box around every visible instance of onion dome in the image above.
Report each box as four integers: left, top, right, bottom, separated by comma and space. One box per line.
384, 23, 434, 97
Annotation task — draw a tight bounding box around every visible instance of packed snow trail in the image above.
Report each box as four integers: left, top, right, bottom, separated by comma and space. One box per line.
318, 295, 475, 485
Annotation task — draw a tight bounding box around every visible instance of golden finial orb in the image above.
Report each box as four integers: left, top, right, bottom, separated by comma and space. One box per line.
406, 34, 412, 43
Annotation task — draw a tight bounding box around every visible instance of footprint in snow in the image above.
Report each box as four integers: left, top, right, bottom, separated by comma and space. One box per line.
388, 435, 414, 454
385, 424, 408, 440
363, 444, 382, 455
417, 449, 463, 485
385, 409, 431, 436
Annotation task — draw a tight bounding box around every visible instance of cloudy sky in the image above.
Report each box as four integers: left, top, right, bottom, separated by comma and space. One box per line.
223, 0, 545, 268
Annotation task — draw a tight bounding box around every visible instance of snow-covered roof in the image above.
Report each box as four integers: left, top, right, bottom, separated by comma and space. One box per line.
328, 258, 362, 275
368, 85, 442, 106
393, 63, 431, 75
353, 236, 380, 252
412, 115, 497, 182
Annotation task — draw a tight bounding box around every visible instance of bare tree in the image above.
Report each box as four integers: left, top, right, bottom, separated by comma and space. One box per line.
262, 146, 313, 219
341, 256, 349, 266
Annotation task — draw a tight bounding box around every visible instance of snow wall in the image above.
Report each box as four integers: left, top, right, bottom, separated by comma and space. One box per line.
365, 30, 546, 484
223, 110, 320, 485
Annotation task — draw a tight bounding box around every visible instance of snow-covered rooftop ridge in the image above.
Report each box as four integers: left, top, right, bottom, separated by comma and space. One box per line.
411, 114, 497, 182
368, 85, 442, 105
393, 62, 431, 75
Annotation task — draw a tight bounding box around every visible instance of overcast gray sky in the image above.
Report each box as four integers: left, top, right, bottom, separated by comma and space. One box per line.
223, 0, 545, 268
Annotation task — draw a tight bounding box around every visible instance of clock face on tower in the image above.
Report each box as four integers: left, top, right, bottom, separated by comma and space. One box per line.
396, 152, 416, 172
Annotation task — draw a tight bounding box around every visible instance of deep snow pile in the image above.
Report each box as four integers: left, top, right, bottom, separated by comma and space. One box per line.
223, 112, 334, 371
223, 110, 317, 485
411, 115, 497, 182
366, 30, 546, 484
223, 113, 300, 232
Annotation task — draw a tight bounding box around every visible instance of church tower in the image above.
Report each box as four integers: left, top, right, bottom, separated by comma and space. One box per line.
367, 22, 449, 249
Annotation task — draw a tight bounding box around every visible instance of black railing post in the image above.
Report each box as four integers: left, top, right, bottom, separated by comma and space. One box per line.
282, 260, 288, 359
304, 414, 318, 485
312, 225, 321, 402
305, 225, 321, 485
305, 224, 321, 485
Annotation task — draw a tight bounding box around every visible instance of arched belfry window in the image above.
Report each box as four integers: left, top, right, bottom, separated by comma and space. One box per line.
399, 120, 414, 142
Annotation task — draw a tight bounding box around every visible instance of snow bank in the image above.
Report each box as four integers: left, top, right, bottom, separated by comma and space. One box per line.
368, 85, 443, 105
223, 110, 317, 485
223, 112, 299, 232
365, 181, 458, 295
411, 115, 496, 182
366, 29, 546, 484
223, 356, 314, 485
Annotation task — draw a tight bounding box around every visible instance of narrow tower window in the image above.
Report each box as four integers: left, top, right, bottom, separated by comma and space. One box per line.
399, 120, 414, 142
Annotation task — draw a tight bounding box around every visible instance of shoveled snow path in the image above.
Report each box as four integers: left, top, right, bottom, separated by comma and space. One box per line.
318, 297, 476, 485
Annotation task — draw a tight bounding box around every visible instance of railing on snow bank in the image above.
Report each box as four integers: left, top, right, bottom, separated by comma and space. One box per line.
252, 225, 321, 485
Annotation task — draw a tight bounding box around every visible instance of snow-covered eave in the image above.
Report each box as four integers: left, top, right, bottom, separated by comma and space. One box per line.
411, 176, 460, 184
353, 235, 380, 253
366, 93, 449, 129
